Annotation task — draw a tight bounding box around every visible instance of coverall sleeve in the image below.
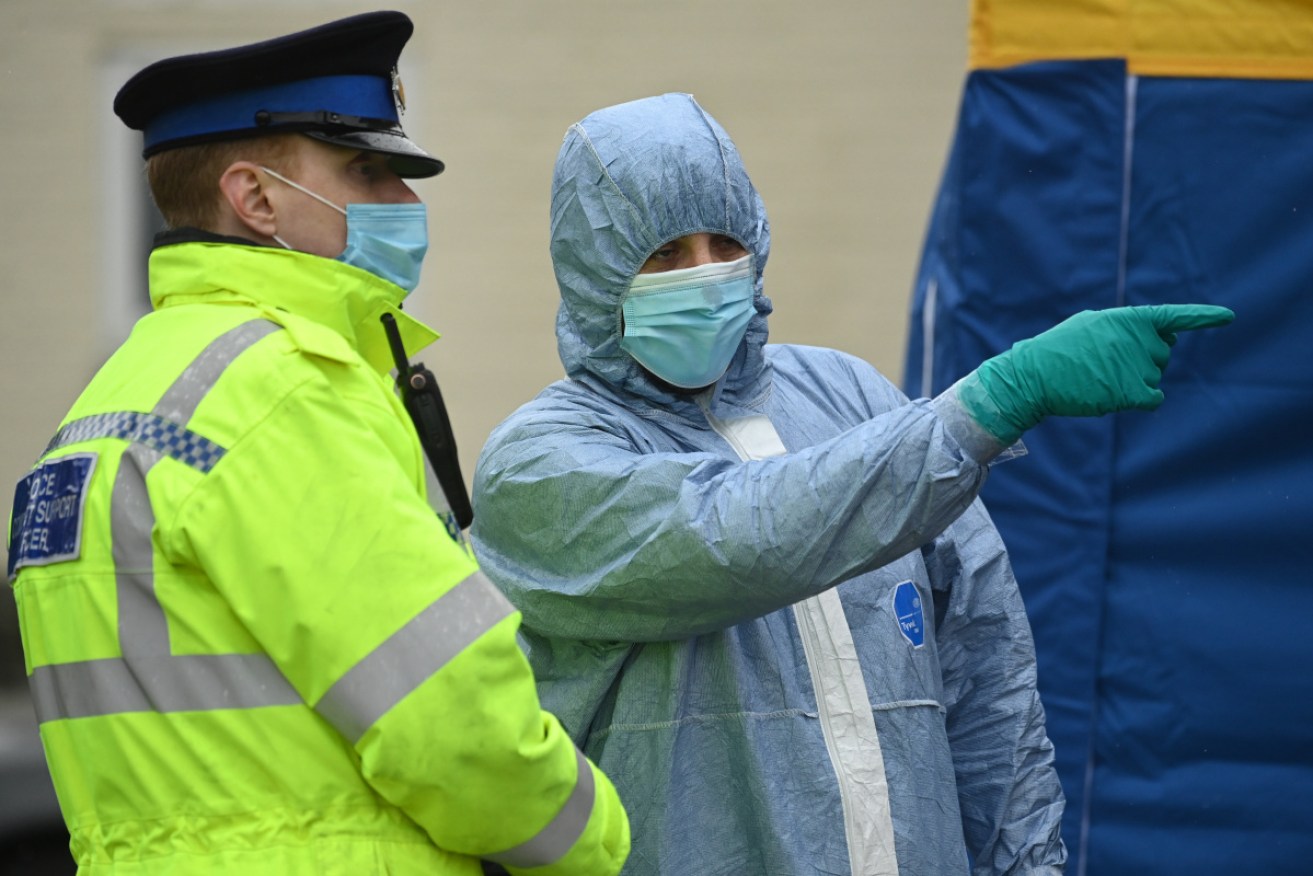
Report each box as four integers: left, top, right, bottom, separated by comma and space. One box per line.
170, 370, 629, 875
471, 388, 991, 643
922, 501, 1067, 875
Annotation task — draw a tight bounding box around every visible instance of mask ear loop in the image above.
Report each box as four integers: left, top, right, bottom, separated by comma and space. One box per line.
260, 166, 348, 251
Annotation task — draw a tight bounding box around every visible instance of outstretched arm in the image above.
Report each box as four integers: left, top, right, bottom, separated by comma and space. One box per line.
472, 392, 990, 643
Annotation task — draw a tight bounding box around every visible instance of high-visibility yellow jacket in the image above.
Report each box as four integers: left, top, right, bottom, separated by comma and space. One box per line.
6, 233, 629, 875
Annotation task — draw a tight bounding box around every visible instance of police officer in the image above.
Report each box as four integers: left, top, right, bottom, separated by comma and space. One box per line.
5, 12, 628, 875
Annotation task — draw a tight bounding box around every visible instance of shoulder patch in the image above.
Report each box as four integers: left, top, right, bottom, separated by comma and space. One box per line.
7, 453, 97, 579
892, 580, 926, 649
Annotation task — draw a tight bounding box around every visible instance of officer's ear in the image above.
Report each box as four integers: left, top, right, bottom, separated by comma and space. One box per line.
217, 161, 278, 239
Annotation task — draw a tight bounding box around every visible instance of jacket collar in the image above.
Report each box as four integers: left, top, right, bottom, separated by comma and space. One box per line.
147, 229, 438, 373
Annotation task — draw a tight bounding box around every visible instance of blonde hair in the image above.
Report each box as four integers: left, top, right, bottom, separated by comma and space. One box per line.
145, 134, 299, 230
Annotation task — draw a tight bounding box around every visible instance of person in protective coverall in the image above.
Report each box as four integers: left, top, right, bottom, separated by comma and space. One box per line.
469, 93, 1233, 875
5, 13, 628, 876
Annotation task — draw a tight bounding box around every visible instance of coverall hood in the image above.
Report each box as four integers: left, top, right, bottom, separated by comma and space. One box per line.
550, 93, 775, 408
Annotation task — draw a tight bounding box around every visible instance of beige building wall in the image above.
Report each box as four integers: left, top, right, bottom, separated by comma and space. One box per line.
0, 0, 967, 513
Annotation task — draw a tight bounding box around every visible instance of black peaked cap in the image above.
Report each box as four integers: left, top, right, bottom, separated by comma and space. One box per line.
113, 11, 442, 177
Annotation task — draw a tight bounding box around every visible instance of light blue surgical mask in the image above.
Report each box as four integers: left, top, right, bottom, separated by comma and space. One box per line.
262, 166, 428, 294
620, 254, 756, 389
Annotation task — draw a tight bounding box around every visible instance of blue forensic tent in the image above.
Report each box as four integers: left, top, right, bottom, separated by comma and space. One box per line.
904, 2, 1313, 873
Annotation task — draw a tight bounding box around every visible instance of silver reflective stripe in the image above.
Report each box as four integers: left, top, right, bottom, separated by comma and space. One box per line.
315, 571, 516, 744
30, 653, 300, 721
114, 444, 169, 659
485, 746, 596, 869
118, 319, 281, 662
154, 320, 281, 423
31, 320, 293, 723
700, 403, 900, 876
43, 320, 281, 468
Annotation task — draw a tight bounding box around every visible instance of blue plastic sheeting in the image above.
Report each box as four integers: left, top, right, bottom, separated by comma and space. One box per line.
905, 58, 1313, 874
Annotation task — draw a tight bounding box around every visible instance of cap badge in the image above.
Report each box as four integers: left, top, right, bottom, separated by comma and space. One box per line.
391, 68, 407, 116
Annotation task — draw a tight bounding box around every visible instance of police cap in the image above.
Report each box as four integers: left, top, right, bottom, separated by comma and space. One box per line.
113, 10, 443, 178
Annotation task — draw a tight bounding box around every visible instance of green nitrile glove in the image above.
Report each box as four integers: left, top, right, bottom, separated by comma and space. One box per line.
958, 304, 1235, 445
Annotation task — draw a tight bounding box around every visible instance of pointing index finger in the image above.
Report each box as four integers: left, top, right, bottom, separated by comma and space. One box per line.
1145, 304, 1236, 334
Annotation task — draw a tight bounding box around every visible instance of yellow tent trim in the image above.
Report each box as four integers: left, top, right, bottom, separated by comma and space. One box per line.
971, 0, 1313, 80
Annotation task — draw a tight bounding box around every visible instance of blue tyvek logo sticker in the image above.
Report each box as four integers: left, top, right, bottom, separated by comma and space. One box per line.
7, 453, 97, 579
892, 580, 925, 649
